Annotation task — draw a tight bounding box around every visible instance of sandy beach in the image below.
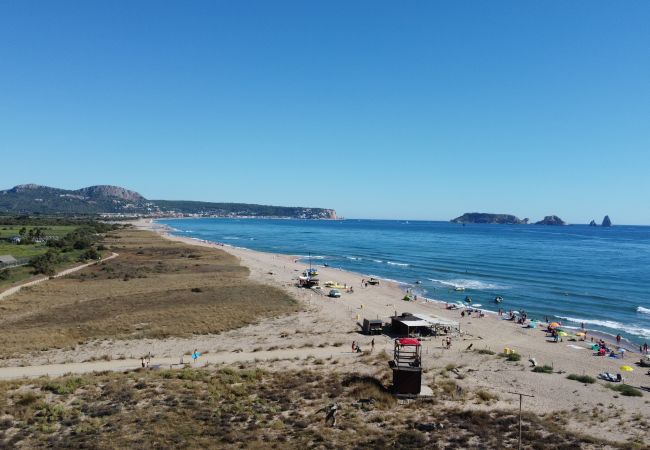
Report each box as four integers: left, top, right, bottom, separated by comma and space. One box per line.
1, 219, 648, 445
120, 219, 648, 444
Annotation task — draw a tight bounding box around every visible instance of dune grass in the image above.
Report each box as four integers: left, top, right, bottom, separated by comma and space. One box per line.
566, 374, 596, 384
0, 229, 300, 358
0, 367, 618, 449
606, 384, 643, 397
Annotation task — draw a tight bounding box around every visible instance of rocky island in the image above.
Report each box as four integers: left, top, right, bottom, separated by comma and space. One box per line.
535, 215, 566, 226
451, 213, 528, 224
601, 215, 612, 227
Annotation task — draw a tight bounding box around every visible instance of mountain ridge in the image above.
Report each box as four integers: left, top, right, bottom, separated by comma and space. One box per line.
0, 184, 337, 219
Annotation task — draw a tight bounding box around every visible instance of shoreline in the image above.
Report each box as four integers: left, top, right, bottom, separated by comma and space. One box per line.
152, 219, 645, 354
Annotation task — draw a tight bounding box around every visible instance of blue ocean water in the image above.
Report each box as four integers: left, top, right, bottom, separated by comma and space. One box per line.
158, 218, 650, 344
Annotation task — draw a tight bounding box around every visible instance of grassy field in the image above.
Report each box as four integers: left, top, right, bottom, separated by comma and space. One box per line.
0, 229, 300, 358
0, 366, 619, 449
0, 224, 81, 286
0, 225, 76, 239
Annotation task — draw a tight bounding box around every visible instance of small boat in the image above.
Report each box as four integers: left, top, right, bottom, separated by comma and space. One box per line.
494, 296, 503, 304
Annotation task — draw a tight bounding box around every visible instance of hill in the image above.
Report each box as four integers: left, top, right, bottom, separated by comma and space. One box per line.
0, 184, 337, 219
451, 212, 528, 224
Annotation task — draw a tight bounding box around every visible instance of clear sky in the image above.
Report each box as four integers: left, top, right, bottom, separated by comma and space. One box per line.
1, 1, 649, 224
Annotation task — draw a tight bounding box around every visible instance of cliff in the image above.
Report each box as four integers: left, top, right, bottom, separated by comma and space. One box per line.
451, 213, 528, 225
535, 215, 566, 226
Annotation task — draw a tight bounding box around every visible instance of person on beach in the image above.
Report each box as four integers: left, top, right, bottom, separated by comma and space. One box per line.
644, 342, 648, 354
371, 339, 375, 352
446, 336, 452, 349
351, 341, 356, 352
616, 334, 621, 345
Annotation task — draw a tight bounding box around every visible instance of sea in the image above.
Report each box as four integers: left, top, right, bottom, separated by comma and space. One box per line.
158, 218, 650, 345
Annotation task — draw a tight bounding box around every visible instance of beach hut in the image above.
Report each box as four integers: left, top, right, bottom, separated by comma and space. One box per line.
362, 318, 383, 335
390, 312, 460, 337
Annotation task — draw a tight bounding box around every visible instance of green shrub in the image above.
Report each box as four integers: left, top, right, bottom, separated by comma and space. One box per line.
566, 374, 595, 384
506, 352, 521, 362
42, 377, 85, 395
532, 365, 553, 374
607, 384, 643, 397
476, 348, 495, 355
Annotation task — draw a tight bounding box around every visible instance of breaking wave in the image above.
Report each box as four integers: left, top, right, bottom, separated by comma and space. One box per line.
387, 261, 409, 267
561, 316, 650, 338
428, 278, 506, 290
637, 306, 650, 316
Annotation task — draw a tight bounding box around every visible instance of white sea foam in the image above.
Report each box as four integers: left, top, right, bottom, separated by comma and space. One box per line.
222, 236, 240, 240
637, 306, 650, 315
561, 316, 650, 338
372, 259, 383, 263
346, 256, 362, 261
294, 255, 325, 259
428, 278, 505, 290
387, 261, 409, 267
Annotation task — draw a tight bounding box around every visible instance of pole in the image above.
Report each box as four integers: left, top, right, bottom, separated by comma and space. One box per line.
508, 391, 534, 450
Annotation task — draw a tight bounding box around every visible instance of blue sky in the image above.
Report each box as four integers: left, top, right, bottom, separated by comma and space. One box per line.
1, 1, 649, 224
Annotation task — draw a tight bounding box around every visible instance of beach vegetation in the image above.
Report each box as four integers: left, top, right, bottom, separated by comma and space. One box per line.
0, 367, 623, 449
606, 384, 643, 397
566, 374, 596, 384
42, 377, 86, 395
0, 229, 301, 358
475, 348, 495, 355
532, 365, 554, 374
475, 389, 499, 404
505, 352, 521, 362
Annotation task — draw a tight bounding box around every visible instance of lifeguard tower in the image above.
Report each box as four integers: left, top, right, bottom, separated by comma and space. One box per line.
389, 337, 422, 396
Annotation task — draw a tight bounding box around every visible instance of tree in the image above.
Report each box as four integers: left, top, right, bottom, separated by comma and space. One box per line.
29, 250, 63, 276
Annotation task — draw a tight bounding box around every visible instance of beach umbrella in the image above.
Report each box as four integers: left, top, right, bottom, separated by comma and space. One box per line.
620, 365, 634, 372
549, 322, 560, 328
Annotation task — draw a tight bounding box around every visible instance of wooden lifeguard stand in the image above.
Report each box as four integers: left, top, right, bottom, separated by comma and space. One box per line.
389, 338, 422, 396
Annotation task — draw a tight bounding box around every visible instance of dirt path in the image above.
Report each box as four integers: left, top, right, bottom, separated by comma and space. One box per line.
0, 345, 355, 380
0, 252, 118, 301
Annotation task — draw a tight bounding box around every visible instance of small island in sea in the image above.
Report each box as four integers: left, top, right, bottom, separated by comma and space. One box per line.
450, 212, 529, 224
535, 215, 566, 226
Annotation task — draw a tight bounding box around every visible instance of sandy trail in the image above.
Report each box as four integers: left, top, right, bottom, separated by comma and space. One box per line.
0, 345, 354, 380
